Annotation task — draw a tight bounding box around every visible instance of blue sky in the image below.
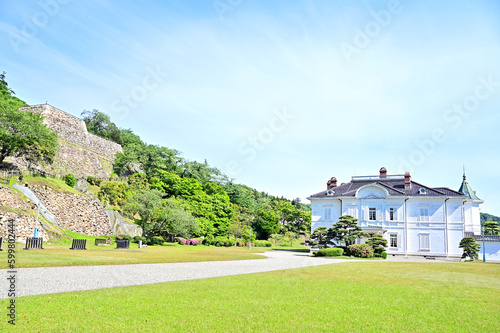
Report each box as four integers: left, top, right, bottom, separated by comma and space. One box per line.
1, 0, 499, 215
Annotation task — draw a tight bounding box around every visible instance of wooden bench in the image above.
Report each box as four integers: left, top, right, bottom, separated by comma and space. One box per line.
95, 238, 107, 246
116, 239, 130, 249
70, 239, 87, 250
0, 177, 9, 185
25, 237, 44, 250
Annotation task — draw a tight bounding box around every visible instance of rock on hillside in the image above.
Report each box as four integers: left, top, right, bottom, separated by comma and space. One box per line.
29, 185, 112, 236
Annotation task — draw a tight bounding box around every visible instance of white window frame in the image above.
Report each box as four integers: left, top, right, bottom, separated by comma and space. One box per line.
389, 207, 395, 221
347, 207, 357, 219
324, 208, 332, 221
369, 207, 376, 221
389, 233, 398, 248
419, 207, 429, 225
419, 233, 430, 251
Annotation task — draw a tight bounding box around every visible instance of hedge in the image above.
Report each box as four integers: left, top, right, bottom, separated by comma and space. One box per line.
314, 247, 344, 257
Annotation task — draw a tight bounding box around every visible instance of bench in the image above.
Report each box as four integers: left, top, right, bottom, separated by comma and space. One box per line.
0, 178, 9, 185
25, 237, 44, 250
70, 239, 87, 250
95, 238, 107, 246
116, 239, 130, 249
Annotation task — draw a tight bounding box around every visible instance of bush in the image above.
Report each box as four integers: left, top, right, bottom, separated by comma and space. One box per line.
132, 236, 146, 243
87, 176, 103, 186
118, 235, 132, 241
314, 247, 344, 257
147, 236, 165, 245
381, 251, 387, 259
347, 244, 374, 258
63, 173, 77, 187
202, 235, 214, 246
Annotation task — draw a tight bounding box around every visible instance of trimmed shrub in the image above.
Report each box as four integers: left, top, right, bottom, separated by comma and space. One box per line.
132, 236, 146, 243
381, 251, 387, 259
63, 173, 77, 187
347, 244, 374, 258
314, 247, 344, 257
118, 235, 132, 241
147, 236, 165, 245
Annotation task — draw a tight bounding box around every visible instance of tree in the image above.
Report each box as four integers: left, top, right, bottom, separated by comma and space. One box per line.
284, 231, 299, 247
366, 234, 388, 256
484, 221, 500, 235
162, 198, 200, 238
122, 188, 164, 225
81, 109, 122, 145
253, 208, 280, 239
327, 215, 368, 246
459, 237, 481, 260
0, 100, 58, 166
228, 223, 248, 246
310, 227, 329, 249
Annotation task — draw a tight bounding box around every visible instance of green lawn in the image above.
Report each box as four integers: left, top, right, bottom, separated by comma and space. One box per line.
0, 243, 273, 268
3, 261, 499, 332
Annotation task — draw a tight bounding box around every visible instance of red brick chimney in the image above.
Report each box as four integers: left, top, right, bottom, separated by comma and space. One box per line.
327, 177, 337, 190
404, 172, 411, 190
379, 167, 387, 179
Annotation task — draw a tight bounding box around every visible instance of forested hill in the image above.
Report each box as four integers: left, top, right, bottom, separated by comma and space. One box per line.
481, 213, 500, 224
1, 72, 311, 242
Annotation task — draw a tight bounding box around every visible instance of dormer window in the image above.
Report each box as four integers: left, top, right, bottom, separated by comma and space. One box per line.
419, 187, 427, 195
326, 189, 335, 196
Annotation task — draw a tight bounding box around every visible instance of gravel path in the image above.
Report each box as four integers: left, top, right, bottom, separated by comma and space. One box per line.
1, 251, 360, 298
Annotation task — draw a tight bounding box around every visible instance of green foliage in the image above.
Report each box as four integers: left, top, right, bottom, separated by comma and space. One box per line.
147, 236, 165, 245
117, 235, 132, 241
483, 221, 500, 235
0, 91, 58, 166
253, 208, 280, 239
86, 176, 103, 186
310, 227, 329, 249
327, 215, 368, 246
347, 244, 374, 258
63, 174, 77, 187
132, 236, 147, 243
314, 247, 344, 257
122, 188, 163, 225
128, 173, 149, 190
480, 212, 500, 224
81, 109, 123, 145
162, 198, 200, 238
380, 251, 388, 259
98, 181, 129, 206
366, 234, 388, 255
459, 237, 481, 259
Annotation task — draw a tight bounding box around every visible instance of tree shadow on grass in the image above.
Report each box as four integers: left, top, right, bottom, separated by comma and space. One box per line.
271, 248, 310, 253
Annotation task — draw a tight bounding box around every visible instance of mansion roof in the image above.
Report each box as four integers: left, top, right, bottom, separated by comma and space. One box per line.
309, 168, 471, 199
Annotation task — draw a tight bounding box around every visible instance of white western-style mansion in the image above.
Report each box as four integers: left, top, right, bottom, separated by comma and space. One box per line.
308, 167, 483, 258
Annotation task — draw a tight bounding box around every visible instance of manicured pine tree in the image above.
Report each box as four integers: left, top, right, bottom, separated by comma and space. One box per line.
367, 233, 388, 256
327, 215, 368, 246
458, 237, 481, 260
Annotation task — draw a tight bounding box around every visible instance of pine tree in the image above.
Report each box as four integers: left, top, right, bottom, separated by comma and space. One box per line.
366, 233, 388, 255
458, 237, 481, 260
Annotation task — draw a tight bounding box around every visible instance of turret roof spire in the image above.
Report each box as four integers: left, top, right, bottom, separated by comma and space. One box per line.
458, 169, 481, 201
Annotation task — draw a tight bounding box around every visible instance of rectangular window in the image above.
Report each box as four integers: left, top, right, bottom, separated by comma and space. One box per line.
390, 233, 398, 248
419, 208, 429, 222
369, 208, 376, 220
389, 208, 395, 221
324, 208, 331, 221
420, 234, 430, 250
